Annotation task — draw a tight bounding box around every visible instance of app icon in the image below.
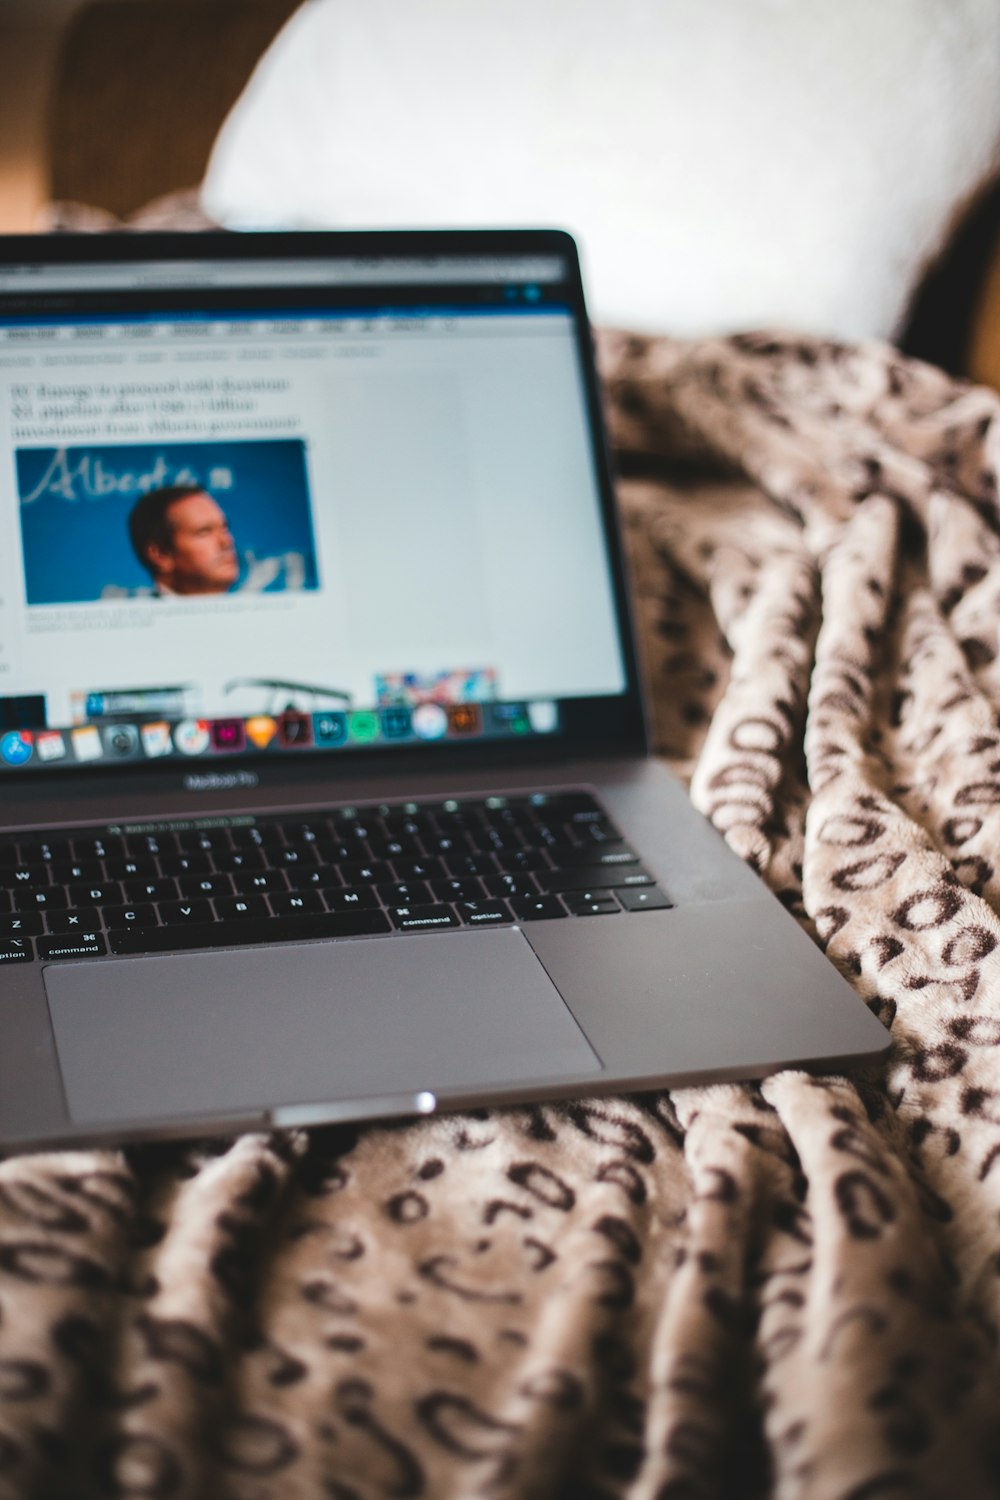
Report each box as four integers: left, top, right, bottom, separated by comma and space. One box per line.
381, 706, 412, 739
35, 731, 66, 762
0, 731, 32, 767
174, 719, 211, 756
412, 703, 448, 740
103, 723, 140, 758
140, 721, 172, 758
212, 718, 246, 753
347, 711, 380, 744
528, 700, 558, 734
490, 702, 530, 735
245, 715, 277, 749
279, 712, 313, 748
313, 712, 347, 747
448, 703, 482, 736
71, 725, 103, 762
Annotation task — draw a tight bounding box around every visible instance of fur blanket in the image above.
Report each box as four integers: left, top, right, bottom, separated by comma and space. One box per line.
0, 331, 998, 1500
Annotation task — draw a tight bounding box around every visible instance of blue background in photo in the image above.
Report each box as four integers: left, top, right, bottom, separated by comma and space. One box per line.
16, 438, 319, 604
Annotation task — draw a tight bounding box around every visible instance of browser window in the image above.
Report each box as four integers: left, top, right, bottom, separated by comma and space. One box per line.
0, 254, 626, 771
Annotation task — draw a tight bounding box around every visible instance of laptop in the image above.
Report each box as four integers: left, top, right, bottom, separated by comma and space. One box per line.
0, 229, 888, 1150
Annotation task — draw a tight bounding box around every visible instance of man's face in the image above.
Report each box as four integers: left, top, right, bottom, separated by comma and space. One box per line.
148, 492, 239, 595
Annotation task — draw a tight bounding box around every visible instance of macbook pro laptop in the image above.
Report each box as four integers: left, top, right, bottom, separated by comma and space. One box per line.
0, 229, 888, 1150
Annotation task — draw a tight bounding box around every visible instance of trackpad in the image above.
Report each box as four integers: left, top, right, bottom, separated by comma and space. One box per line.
44, 928, 601, 1126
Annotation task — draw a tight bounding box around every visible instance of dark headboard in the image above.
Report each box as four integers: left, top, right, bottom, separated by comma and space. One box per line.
48, 0, 302, 218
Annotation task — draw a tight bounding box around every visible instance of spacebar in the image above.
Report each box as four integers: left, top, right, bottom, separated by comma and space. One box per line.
108, 910, 391, 955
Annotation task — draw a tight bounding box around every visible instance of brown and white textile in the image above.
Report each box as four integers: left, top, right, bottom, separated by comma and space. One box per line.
0, 332, 999, 1500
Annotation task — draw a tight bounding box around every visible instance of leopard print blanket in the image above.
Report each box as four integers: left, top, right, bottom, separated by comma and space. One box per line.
1, 330, 998, 1500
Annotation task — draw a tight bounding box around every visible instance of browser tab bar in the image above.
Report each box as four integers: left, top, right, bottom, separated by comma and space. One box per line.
0, 255, 567, 294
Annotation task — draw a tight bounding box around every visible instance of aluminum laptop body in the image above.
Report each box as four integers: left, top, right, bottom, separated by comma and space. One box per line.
0, 230, 888, 1150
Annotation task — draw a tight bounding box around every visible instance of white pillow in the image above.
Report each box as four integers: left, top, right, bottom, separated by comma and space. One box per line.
202, 0, 1000, 340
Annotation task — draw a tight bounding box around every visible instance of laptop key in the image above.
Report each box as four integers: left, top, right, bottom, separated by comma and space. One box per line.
325, 887, 381, 912
493, 849, 548, 874
236, 871, 289, 894
287, 866, 343, 891
71, 836, 125, 860
369, 837, 422, 860
159, 853, 213, 877
4, 865, 52, 888
483, 874, 540, 900
19, 838, 72, 863
176, 875, 234, 899
455, 900, 513, 927
444, 854, 497, 878
529, 822, 560, 849
339, 860, 393, 886
616, 886, 674, 912
382, 814, 432, 840
50, 861, 104, 884
229, 826, 282, 850
562, 893, 621, 916
278, 846, 320, 868
157, 901, 213, 925
270, 892, 325, 916
280, 821, 324, 845
124, 832, 173, 858
283, 864, 338, 882
107, 909, 391, 955
46, 908, 101, 934
312, 842, 355, 864
122, 878, 178, 903
215, 849, 267, 873
466, 831, 520, 856
106, 857, 159, 881
544, 844, 639, 868
431, 808, 479, 832
429, 877, 485, 902
0, 941, 33, 963
38, 935, 107, 960
13, 888, 68, 912
509, 895, 567, 921
104, 903, 160, 928
215, 896, 270, 920
376, 881, 431, 906
581, 822, 623, 845
544, 867, 653, 893
428, 834, 468, 857
66, 882, 122, 907
389, 905, 461, 932
174, 830, 229, 854
393, 857, 446, 882
0, 913, 44, 936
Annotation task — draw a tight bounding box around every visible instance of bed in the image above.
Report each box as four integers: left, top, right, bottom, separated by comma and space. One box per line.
5, 4, 1000, 1495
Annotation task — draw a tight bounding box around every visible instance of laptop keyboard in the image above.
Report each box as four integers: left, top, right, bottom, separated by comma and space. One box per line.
0, 791, 672, 964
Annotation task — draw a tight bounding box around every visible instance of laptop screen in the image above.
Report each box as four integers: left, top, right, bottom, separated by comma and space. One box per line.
0, 233, 637, 778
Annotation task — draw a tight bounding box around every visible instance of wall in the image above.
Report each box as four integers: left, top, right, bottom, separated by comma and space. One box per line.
0, 0, 88, 230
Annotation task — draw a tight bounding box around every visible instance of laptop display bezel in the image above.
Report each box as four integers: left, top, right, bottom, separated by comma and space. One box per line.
0, 227, 649, 795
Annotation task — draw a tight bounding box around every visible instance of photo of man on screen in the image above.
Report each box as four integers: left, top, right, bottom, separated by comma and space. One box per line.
128, 485, 240, 596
